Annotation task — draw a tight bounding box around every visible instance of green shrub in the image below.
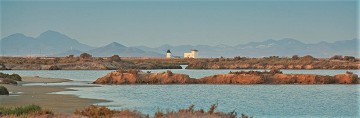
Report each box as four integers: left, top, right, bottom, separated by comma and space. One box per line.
0, 72, 22, 81
0, 86, 9, 95
0, 104, 52, 116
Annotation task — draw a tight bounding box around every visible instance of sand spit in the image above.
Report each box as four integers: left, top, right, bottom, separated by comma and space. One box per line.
0, 76, 107, 114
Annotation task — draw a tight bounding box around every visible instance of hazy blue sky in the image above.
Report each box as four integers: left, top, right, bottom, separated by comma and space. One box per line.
1, 0, 358, 47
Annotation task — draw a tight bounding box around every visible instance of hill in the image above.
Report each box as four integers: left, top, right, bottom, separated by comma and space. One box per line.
87, 42, 164, 57
1, 30, 93, 56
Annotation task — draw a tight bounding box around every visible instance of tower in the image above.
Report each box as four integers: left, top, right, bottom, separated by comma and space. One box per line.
166, 49, 172, 58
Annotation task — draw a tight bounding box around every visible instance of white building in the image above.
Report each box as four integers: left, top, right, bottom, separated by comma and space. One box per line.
166, 49, 172, 58
184, 49, 198, 58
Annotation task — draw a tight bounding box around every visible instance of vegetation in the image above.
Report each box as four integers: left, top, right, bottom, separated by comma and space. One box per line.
74, 104, 248, 118
95, 70, 359, 85
0, 55, 358, 70
229, 69, 282, 75
0, 104, 53, 116
0, 56, 184, 70
187, 55, 359, 69
0, 72, 22, 84
0, 63, 7, 70
199, 71, 359, 84
74, 105, 144, 118
0, 73, 22, 81
48, 65, 60, 70
116, 69, 139, 75
94, 70, 195, 84
109, 55, 121, 62
80, 53, 92, 59
330, 55, 356, 62
0, 86, 9, 95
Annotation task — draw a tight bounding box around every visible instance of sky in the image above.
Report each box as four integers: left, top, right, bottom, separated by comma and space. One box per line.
0, 0, 358, 47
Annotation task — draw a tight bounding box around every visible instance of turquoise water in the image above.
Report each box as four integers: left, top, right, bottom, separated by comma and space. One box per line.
1, 69, 359, 117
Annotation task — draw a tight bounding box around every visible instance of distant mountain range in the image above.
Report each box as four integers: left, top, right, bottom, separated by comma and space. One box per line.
1, 30, 358, 57
86, 42, 163, 57
0, 30, 164, 57
135, 38, 359, 58
1, 30, 93, 56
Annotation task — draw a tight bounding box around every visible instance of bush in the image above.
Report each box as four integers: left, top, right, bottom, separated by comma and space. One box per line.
234, 56, 242, 60
74, 105, 143, 118
117, 69, 139, 75
166, 70, 173, 76
109, 55, 121, 62
80, 53, 92, 59
159, 104, 239, 118
74, 105, 114, 118
0, 78, 17, 84
330, 55, 343, 60
292, 55, 299, 60
48, 65, 60, 70
0, 63, 7, 70
0, 72, 22, 81
0, 86, 9, 95
0, 104, 53, 116
67, 55, 74, 58
343, 56, 356, 61
301, 55, 318, 61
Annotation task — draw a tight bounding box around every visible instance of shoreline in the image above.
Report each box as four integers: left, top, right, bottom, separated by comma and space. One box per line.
0, 76, 109, 114
2, 68, 360, 70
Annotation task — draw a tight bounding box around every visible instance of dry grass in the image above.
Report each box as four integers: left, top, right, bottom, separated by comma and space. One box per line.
74, 105, 144, 118
1, 104, 250, 118
73, 104, 249, 118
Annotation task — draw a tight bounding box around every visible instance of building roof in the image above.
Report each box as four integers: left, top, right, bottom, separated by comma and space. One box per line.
167, 49, 171, 53
191, 49, 198, 51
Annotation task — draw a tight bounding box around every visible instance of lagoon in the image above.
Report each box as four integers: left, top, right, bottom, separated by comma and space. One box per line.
1, 69, 359, 117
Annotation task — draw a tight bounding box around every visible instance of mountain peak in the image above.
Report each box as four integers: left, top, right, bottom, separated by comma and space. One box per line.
279, 38, 299, 42
158, 44, 173, 49
37, 30, 70, 40
44, 30, 59, 33
215, 44, 230, 48
6, 33, 26, 38
40, 30, 62, 35
263, 39, 276, 43
2, 33, 34, 42
105, 42, 126, 48
278, 38, 304, 45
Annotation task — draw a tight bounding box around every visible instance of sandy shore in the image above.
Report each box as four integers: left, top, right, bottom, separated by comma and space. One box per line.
0, 76, 108, 114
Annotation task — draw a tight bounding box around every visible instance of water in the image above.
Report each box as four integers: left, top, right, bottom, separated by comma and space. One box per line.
2, 69, 359, 81
1, 69, 359, 117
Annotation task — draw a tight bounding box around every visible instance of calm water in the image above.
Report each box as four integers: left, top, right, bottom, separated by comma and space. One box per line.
1, 69, 359, 117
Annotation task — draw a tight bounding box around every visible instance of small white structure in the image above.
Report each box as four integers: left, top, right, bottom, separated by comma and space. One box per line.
166, 49, 172, 58
184, 49, 198, 58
